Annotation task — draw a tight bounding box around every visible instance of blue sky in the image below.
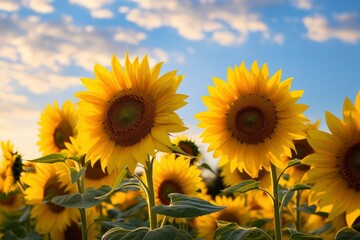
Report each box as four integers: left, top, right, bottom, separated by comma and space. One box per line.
1, 0, 360, 159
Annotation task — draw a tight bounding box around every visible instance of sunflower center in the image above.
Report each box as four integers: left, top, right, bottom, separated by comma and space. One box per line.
85, 161, 108, 180
177, 141, 200, 165
227, 95, 277, 144
0, 193, 16, 205
54, 120, 73, 150
104, 92, 155, 146
12, 155, 23, 182
158, 180, 182, 205
43, 176, 69, 213
218, 210, 239, 223
291, 139, 313, 171
339, 142, 360, 191
64, 222, 82, 240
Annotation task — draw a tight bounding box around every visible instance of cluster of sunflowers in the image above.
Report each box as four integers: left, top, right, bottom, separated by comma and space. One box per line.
0, 54, 359, 240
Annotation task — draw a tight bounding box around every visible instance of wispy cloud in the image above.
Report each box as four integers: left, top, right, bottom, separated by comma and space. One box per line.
122, 0, 282, 46
292, 0, 313, 10
303, 13, 360, 43
0, 0, 20, 12
69, 0, 114, 19
22, 0, 55, 14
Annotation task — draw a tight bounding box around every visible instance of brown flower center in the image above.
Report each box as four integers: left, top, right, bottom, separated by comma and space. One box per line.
291, 139, 313, 171
0, 193, 17, 206
85, 161, 108, 180
218, 210, 240, 223
158, 180, 182, 205
227, 94, 277, 144
43, 176, 69, 213
338, 142, 360, 191
64, 222, 82, 239
103, 91, 155, 146
54, 120, 73, 150
176, 140, 200, 165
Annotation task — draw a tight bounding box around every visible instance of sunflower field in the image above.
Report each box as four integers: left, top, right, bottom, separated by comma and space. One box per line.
0, 54, 359, 240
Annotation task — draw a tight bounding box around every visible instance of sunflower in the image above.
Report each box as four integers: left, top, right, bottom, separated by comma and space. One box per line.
194, 195, 253, 240
0, 191, 24, 213
23, 163, 80, 234
49, 208, 99, 240
110, 189, 142, 212
280, 120, 320, 186
0, 140, 24, 194
303, 91, 360, 227
75, 54, 187, 174
220, 159, 271, 190
37, 100, 78, 155
196, 61, 308, 177
151, 154, 203, 208
63, 137, 120, 189
171, 134, 202, 165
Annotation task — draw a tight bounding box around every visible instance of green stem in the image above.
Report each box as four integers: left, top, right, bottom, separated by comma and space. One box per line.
296, 191, 301, 231
77, 171, 88, 240
270, 163, 282, 240
145, 157, 158, 230
79, 208, 88, 240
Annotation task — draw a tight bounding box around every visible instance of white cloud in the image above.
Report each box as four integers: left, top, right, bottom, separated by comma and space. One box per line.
90, 8, 113, 18
68, 0, 113, 10
69, 0, 114, 19
273, 33, 285, 45
0, 13, 170, 74
23, 0, 54, 14
124, 0, 280, 46
303, 14, 360, 43
292, 0, 313, 10
114, 30, 147, 45
0, 0, 20, 12
118, 6, 129, 13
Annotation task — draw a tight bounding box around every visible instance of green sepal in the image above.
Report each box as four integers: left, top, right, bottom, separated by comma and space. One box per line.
152, 193, 225, 218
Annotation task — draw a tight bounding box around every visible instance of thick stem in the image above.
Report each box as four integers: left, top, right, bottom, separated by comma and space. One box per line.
296, 191, 301, 231
270, 163, 282, 240
79, 208, 88, 240
145, 158, 158, 230
77, 171, 88, 240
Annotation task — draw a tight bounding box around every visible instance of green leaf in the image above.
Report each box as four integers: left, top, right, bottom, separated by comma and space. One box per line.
281, 184, 312, 208
221, 180, 260, 194
199, 162, 217, 175
101, 225, 179, 240
95, 167, 129, 200
24, 230, 43, 240
283, 227, 323, 239
297, 204, 328, 218
51, 185, 111, 209
27, 153, 67, 163
143, 225, 178, 240
168, 144, 192, 157
214, 222, 272, 240
152, 193, 225, 218
335, 227, 360, 240
69, 162, 88, 184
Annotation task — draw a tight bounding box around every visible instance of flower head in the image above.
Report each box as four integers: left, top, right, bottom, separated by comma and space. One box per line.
196, 61, 308, 177
303, 91, 360, 226
76, 54, 187, 174
37, 100, 78, 155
